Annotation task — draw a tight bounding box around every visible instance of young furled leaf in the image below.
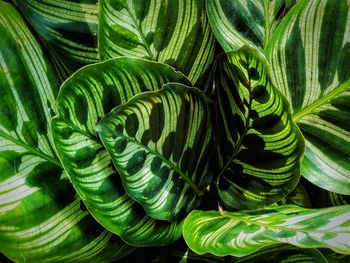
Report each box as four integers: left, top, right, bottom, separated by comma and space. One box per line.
215, 45, 304, 210
0, 1, 132, 261
52, 58, 191, 245
184, 205, 350, 257
97, 84, 215, 221
265, 0, 350, 195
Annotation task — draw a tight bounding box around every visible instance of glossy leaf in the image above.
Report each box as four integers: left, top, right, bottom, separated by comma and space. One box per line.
52, 58, 191, 245
265, 0, 350, 194
207, 0, 297, 51
184, 205, 350, 257
97, 84, 215, 221
215, 45, 304, 210
15, 0, 99, 76
98, 0, 216, 84
0, 2, 132, 262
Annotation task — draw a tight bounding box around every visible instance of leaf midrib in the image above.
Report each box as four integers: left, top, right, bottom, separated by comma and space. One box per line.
293, 79, 350, 122
118, 134, 204, 196
217, 59, 253, 180
125, 3, 155, 60
0, 130, 61, 166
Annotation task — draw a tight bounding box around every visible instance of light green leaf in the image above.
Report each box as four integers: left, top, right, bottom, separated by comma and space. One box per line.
15, 0, 99, 76
214, 45, 304, 210
265, 0, 350, 195
206, 0, 297, 51
183, 205, 350, 257
0, 1, 132, 262
52, 58, 191, 245
98, 0, 216, 84
97, 84, 215, 221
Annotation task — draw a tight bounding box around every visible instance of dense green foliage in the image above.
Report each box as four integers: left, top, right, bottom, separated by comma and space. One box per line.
0, 0, 349, 262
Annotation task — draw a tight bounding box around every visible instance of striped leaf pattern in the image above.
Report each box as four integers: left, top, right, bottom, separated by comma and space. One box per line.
98, 0, 216, 84
207, 0, 297, 51
183, 205, 350, 257
15, 0, 99, 75
97, 84, 215, 221
232, 245, 327, 263
215, 46, 304, 210
265, 0, 350, 195
52, 58, 190, 245
0, 2, 132, 262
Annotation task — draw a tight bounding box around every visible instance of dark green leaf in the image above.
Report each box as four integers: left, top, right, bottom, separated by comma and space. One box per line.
215, 45, 304, 210
97, 84, 215, 221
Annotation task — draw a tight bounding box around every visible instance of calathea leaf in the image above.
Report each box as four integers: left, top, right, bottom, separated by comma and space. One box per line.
231, 245, 327, 263
97, 84, 215, 221
214, 45, 304, 210
265, 0, 350, 195
183, 205, 350, 257
0, 1, 132, 262
277, 183, 312, 208
206, 0, 298, 51
52, 58, 191, 245
15, 0, 99, 76
98, 0, 216, 84
140, 243, 326, 263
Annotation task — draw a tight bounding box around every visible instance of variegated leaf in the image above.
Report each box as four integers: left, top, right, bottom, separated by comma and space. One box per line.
97, 84, 215, 221
215, 45, 304, 210
265, 0, 350, 195
0, 2, 132, 262
183, 205, 350, 257
52, 58, 190, 245
206, 0, 297, 51
232, 245, 327, 263
150, 244, 327, 263
15, 0, 99, 76
98, 0, 216, 84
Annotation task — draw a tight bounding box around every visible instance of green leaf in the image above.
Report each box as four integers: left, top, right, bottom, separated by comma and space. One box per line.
0, 1, 132, 262
97, 84, 215, 221
15, 0, 99, 75
183, 205, 350, 257
52, 57, 191, 245
320, 249, 350, 263
278, 183, 312, 208
214, 45, 304, 210
265, 0, 350, 195
98, 0, 216, 84
206, 0, 297, 51
232, 245, 327, 263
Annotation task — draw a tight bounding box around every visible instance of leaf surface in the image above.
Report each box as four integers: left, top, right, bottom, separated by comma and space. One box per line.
52, 58, 191, 245
97, 84, 215, 221
16, 0, 99, 75
215, 46, 304, 209
265, 0, 350, 194
0, 2, 132, 261
184, 205, 350, 257
207, 0, 297, 51
98, 0, 216, 84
